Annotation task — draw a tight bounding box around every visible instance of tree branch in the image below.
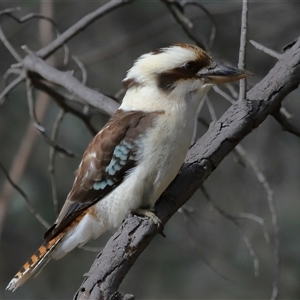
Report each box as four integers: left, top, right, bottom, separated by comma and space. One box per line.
238, 0, 248, 100
0, 1, 125, 115
250, 40, 282, 60
161, 0, 207, 49
22, 54, 119, 116
74, 36, 300, 300
272, 107, 300, 138
36, 0, 135, 60
31, 77, 98, 136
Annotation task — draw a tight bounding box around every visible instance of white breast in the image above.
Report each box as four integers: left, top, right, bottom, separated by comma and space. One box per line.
98, 112, 194, 229
52, 85, 207, 257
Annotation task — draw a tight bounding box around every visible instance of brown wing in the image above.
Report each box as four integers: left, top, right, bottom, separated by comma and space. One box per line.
44, 109, 163, 241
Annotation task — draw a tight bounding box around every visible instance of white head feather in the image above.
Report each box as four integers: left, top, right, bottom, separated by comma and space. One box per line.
124, 43, 212, 85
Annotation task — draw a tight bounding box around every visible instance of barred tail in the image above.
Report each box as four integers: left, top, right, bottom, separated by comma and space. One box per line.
6, 233, 64, 292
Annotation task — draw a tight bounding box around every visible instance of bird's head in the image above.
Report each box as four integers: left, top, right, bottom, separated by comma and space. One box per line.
123, 43, 250, 91
121, 43, 251, 111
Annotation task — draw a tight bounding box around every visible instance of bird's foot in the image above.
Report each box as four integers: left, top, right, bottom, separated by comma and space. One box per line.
130, 208, 166, 237
132, 208, 161, 227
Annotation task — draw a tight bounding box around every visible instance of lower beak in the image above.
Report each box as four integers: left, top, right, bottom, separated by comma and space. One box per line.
197, 64, 253, 84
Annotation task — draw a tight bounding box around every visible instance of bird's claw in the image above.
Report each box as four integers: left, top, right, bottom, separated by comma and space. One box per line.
131, 208, 162, 228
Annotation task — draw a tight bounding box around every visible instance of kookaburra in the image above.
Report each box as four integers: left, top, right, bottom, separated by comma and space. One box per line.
7, 43, 250, 291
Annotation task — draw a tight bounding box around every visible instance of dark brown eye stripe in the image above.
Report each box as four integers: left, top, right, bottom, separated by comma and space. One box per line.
182, 61, 200, 73
157, 58, 211, 92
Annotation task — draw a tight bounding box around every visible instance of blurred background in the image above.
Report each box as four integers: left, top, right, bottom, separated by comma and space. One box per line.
1, 0, 300, 299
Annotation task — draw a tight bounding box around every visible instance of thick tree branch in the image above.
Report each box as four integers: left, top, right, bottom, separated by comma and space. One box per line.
74, 36, 300, 300
21, 54, 119, 115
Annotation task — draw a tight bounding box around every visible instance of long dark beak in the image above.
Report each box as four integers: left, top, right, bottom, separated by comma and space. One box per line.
197, 64, 253, 84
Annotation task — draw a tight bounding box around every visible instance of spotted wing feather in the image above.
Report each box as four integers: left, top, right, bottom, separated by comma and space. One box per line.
44, 109, 162, 241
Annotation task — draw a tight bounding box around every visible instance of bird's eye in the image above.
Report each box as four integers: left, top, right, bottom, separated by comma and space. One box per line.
183, 61, 200, 73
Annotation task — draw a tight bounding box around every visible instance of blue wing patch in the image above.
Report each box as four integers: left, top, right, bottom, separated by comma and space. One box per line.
93, 178, 115, 190
93, 139, 139, 191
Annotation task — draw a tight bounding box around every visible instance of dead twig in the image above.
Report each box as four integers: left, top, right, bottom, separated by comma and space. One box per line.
181, 0, 217, 49
237, 213, 270, 244
238, 0, 248, 100
212, 85, 236, 104
0, 6, 70, 65
234, 144, 279, 300
36, 0, 134, 60
0, 161, 50, 229
180, 206, 234, 283
200, 186, 260, 277
0, 73, 25, 105
0, 25, 22, 62
72, 55, 88, 85
49, 109, 65, 217
272, 107, 300, 138
31, 78, 98, 136
250, 40, 282, 60
160, 0, 207, 49
22, 53, 119, 116
25, 77, 78, 157
225, 83, 239, 99
205, 95, 217, 122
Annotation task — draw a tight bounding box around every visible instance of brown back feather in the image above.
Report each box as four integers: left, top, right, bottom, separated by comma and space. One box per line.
44, 109, 163, 241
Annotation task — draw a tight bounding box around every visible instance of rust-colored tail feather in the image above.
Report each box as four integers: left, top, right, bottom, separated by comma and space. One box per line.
6, 233, 64, 292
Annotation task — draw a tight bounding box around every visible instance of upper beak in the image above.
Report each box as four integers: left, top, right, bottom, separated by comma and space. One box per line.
197, 63, 253, 84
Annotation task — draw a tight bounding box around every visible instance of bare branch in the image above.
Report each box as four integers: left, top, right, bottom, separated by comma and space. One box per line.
272, 107, 300, 138
22, 54, 119, 116
205, 95, 217, 122
225, 83, 239, 99
180, 206, 233, 283
72, 55, 88, 85
0, 161, 50, 229
161, 0, 207, 49
192, 96, 206, 143
3, 68, 23, 83
0, 26, 22, 61
36, 0, 135, 60
237, 213, 270, 244
212, 85, 236, 104
0, 73, 25, 105
238, 0, 249, 100
25, 77, 78, 157
1, 8, 57, 27
79, 12, 173, 65
0, 1, 126, 114
31, 78, 98, 136
200, 186, 260, 277
234, 144, 279, 300
250, 40, 282, 60
0, 6, 70, 66
49, 109, 65, 217
182, 0, 217, 49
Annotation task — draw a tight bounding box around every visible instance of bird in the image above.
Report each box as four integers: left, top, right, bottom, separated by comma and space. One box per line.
6, 43, 251, 291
